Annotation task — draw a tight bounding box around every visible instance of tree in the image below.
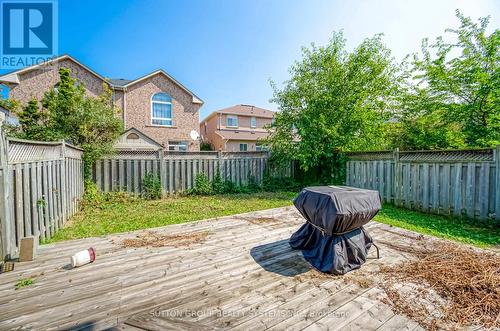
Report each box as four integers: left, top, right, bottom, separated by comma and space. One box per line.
395, 10, 499, 148
268, 32, 401, 182
9, 68, 123, 180
16, 99, 50, 140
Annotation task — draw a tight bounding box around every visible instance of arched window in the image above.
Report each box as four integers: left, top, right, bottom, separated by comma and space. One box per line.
0, 84, 9, 99
151, 92, 172, 126
127, 133, 140, 140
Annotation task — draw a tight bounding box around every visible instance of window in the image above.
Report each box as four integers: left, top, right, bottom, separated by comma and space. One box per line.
256, 143, 268, 152
239, 143, 248, 152
151, 92, 173, 126
250, 116, 257, 128
168, 141, 188, 151
226, 115, 238, 128
0, 84, 9, 99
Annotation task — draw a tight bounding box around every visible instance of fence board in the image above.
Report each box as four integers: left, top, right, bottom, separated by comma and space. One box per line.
0, 131, 84, 259
346, 147, 498, 221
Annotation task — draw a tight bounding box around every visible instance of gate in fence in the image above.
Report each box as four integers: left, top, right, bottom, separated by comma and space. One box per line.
346, 147, 500, 221
0, 129, 84, 259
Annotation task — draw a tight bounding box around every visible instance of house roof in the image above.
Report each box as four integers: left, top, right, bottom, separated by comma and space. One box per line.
0, 54, 204, 104
201, 104, 275, 123
108, 78, 133, 87
215, 130, 270, 141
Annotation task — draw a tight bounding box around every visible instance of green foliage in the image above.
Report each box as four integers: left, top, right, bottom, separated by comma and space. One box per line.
200, 142, 213, 151
83, 179, 101, 205
15, 278, 34, 290
391, 10, 499, 149
48, 191, 296, 241
268, 31, 400, 180
192, 173, 212, 195
375, 204, 500, 248
142, 172, 162, 200
212, 167, 225, 194
7, 68, 123, 180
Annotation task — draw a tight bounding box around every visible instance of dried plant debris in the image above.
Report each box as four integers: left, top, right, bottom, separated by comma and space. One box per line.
249, 217, 281, 224
379, 241, 500, 330
122, 231, 209, 248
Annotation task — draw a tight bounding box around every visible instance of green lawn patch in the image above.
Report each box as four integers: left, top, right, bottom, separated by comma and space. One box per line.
47, 192, 295, 242
374, 204, 500, 248
48, 191, 499, 249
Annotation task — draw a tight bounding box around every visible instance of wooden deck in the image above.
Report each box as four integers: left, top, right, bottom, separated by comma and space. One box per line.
0, 207, 426, 330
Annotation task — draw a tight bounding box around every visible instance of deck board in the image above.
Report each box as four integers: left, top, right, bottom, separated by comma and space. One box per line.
0, 206, 429, 330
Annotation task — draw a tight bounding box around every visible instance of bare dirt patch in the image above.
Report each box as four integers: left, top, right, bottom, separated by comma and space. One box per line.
121, 231, 209, 248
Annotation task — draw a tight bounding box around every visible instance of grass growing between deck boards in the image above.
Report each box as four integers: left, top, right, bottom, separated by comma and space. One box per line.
374, 204, 500, 248
46, 192, 296, 242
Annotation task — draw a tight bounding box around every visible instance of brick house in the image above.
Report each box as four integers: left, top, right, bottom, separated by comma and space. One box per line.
0, 54, 203, 151
200, 104, 274, 152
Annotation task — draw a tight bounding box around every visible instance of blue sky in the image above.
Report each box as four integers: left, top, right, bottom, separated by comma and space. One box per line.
3, 0, 500, 119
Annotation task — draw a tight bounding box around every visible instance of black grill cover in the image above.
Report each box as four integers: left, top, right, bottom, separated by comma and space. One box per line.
290, 186, 381, 275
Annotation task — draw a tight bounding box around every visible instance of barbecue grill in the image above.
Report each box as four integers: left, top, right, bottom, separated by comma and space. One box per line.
290, 186, 381, 275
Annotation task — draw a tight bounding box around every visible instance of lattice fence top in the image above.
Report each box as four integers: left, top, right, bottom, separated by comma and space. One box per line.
105, 150, 270, 160
347, 151, 394, 161
347, 148, 495, 162
6, 138, 82, 163
63, 145, 84, 159
399, 149, 494, 162
164, 151, 219, 160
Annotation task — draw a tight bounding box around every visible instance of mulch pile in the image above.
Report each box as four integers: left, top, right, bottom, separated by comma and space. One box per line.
379, 241, 500, 330
122, 231, 209, 248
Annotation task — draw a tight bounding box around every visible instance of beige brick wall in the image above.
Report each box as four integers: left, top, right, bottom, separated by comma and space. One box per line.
226, 141, 257, 152
200, 113, 224, 150
219, 113, 272, 131
9, 58, 105, 105
124, 73, 201, 151
6, 58, 202, 151
201, 112, 272, 151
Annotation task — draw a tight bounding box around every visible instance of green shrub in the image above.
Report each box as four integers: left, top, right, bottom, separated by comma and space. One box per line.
212, 167, 225, 194
83, 179, 101, 204
246, 175, 261, 192
142, 172, 162, 200
262, 174, 301, 192
192, 173, 212, 195
200, 142, 213, 151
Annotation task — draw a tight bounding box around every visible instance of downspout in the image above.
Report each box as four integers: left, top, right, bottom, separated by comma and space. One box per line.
123, 87, 127, 127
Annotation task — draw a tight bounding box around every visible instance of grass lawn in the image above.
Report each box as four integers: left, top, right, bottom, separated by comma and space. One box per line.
48, 191, 499, 248
375, 204, 500, 248
47, 192, 296, 242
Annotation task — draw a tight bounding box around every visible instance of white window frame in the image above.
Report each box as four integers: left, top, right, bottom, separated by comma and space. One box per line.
239, 143, 248, 152
151, 93, 173, 127
250, 116, 257, 128
168, 141, 188, 151
226, 115, 238, 128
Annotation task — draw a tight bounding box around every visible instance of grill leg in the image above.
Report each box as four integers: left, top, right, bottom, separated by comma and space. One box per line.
372, 243, 380, 259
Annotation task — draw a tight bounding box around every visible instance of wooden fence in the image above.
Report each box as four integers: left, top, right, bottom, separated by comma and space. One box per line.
93, 150, 280, 194
346, 147, 500, 221
0, 130, 84, 259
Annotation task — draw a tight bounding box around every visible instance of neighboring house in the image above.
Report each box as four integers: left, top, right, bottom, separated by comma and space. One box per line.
200, 104, 274, 152
0, 54, 203, 151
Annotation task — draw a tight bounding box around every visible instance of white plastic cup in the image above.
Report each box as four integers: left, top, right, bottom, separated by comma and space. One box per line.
70, 247, 96, 268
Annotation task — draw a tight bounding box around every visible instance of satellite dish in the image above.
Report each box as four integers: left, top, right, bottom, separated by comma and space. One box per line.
190, 130, 200, 141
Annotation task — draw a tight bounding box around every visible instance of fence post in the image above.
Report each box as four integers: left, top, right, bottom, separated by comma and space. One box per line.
393, 148, 400, 206
0, 130, 13, 260
158, 148, 166, 195
495, 145, 500, 222
60, 141, 67, 225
